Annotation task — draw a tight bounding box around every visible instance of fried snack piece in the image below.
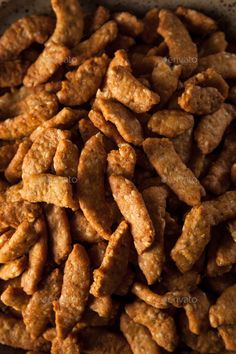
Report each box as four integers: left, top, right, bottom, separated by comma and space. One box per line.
0, 256, 27, 281
23, 128, 70, 178
194, 104, 235, 154
198, 52, 236, 79
143, 138, 204, 206
24, 44, 70, 87
107, 66, 160, 113
98, 98, 143, 145
4, 140, 32, 183
148, 110, 194, 138
209, 285, 236, 327
1, 286, 29, 312
23, 269, 62, 339
0, 59, 31, 87
176, 6, 217, 34
203, 131, 236, 194
109, 175, 155, 254
70, 21, 118, 66
77, 134, 111, 240
44, 205, 72, 264
218, 325, 236, 351
138, 186, 167, 284
0, 15, 54, 61
107, 144, 136, 179
21, 174, 78, 209
0, 142, 19, 172
70, 210, 101, 244
0, 313, 50, 352
57, 54, 109, 106
89, 295, 113, 318
158, 9, 198, 78
163, 269, 200, 291
125, 300, 178, 352
78, 118, 99, 142
112, 12, 143, 37
51, 333, 80, 354
172, 126, 193, 164
216, 232, 236, 267
21, 217, 48, 295
142, 8, 160, 44
231, 163, 236, 185
54, 244, 90, 338
228, 219, 236, 242
91, 5, 110, 32
53, 139, 79, 177
90, 221, 130, 297
199, 31, 228, 57
120, 313, 161, 354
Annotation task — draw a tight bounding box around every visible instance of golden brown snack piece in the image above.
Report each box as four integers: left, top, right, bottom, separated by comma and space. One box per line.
21, 174, 78, 209
70, 210, 101, 244
112, 12, 144, 37
216, 231, 236, 267
158, 9, 198, 78
194, 104, 235, 154
0, 15, 54, 61
78, 118, 99, 142
120, 313, 161, 354
70, 21, 118, 66
218, 325, 236, 351
142, 8, 160, 44
51, 333, 80, 354
23, 44, 70, 87
231, 163, 236, 185
98, 98, 143, 145
107, 66, 160, 113
143, 138, 204, 206
89, 295, 113, 318
228, 219, 236, 242
198, 52, 236, 79
0, 59, 31, 88
57, 54, 109, 106
125, 300, 178, 352
209, 285, 236, 327
148, 110, 194, 138
77, 134, 111, 240
107, 144, 136, 179
0, 142, 19, 172
163, 269, 200, 291
90, 5, 110, 32
199, 31, 228, 57
138, 186, 167, 284
54, 244, 90, 338
48, 0, 83, 47
90, 221, 130, 297
176, 6, 217, 34
23, 269, 62, 339
172, 126, 193, 164
53, 139, 79, 177
44, 205, 72, 264
0, 256, 27, 281
109, 175, 155, 255
1, 286, 29, 312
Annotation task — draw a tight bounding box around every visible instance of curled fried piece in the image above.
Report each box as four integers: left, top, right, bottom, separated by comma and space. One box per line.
209, 285, 236, 327
112, 12, 144, 37
0, 59, 30, 88
107, 144, 136, 179
143, 138, 204, 206
176, 6, 217, 34
53, 139, 79, 177
0, 256, 27, 281
90, 221, 130, 297
54, 244, 90, 338
198, 52, 236, 79
158, 9, 198, 78
109, 175, 155, 255
218, 325, 236, 351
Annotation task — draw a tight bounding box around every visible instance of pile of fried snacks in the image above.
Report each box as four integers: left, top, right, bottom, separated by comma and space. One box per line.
0, 0, 236, 353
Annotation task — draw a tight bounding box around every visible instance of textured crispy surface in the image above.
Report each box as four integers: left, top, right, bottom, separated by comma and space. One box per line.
172, 127, 193, 164
0, 59, 30, 88
199, 31, 228, 57
53, 139, 79, 177
51, 333, 80, 354
218, 325, 236, 351
198, 52, 236, 79
90, 6, 110, 32
112, 12, 144, 37
107, 144, 136, 179
0, 256, 26, 281
216, 231, 236, 267
176, 6, 217, 34
70, 210, 101, 244
78, 118, 99, 143
0, 142, 19, 172
1, 285, 29, 312
142, 8, 160, 44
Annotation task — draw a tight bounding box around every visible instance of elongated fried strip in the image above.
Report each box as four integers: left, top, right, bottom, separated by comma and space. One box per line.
90, 221, 130, 297
70, 21, 118, 66
107, 66, 160, 113
199, 31, 228, 57
0, 15, 54, 61
51, 333, 80, 354
0, 142, 19, 172
0, 256, 27, 280
24, 43, 70, 87
216, 232, 236, 267
148, 110, 194, 138
70, 210, 101, 244
53, 139, 79, 177
172, 127, 193, 164
54, 244, 90, 338
143, 138, 204, 206
120, 313, 161, 354
158, 9, 198, 78
218, 325, 236, 351
90, 5, 110, 32
0, 59, 30, 88
44, 205, 72, 264
89, 295, 114, 318
176, 6, 217, 34
126, 300, 178, 352
142, 8, 160, 44
198, 52, 236, 79
77, 134, 111, 239
23, 269, 62, 339
209, 285, 236, 327
113, 12, 143, 37
109, 175, 155, 254
107, 144, 136, 179
1, 286, 29, 312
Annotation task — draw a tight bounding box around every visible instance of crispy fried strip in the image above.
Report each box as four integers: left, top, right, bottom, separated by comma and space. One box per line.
142, 8, 160, 44
0, 256, 27, 280
112, 12, 144, 37
216, 231, 236, 267
199, 31, 228, 57
70, 210, 101, 244
51, 333, 81, 354
0, 142, 19, 172
0, 59, 30, 87
78, 118, 99, 142
53, 139, 79, 177
209, 285, 236, 327
107, 144, 136, 179
90, 5, 110, 32
1, 286, 29, 312
176, 6, 217, 34
198, 52, 236, 79
218, 325, 236, 351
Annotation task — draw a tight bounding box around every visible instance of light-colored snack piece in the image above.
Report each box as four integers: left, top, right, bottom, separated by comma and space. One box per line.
143, 138, 204, 206
120, 313, 161, 354
112, 12, 144, 37
77, 134, 112, 240
21, 174, 78, 209
231, 163, 236, 185
125, 300, 178, 352
24, 43, 70, 87
138, 186, 167, 284
44, 205, 72, 264
0, 15, 54, 61
142, 8, 160, 44
216, 231, 236, 267
107, 144, 136, 179
47, 0, 83, 47
90, 221, 130, 297
90, 5, 110, 32
78, 118, 99, 143
0, 256, 27, 281
0, 230, 14, 250
228, 219, 236, 242
194, 104, 235, 154
172, 127, 193, 164
198, 52, 236, 79
158, 9, 198, 78
176, 6, 217, 34
218, 325, 236, 351
107, 66, 160, 113
199, 31, 228, 57
98, 98, 143, 145
70, 210, 101, 244
53, 139, 79, 177
109, 175, 155, 255
23, 268, 62, 339
148, 110, 194, 138
51, 333, 80, 354
70, 21, 118, 66
57, 54, 109, 106
1, 286, 29, 312
209, 285, 236, 327
54, 244, 90, 338
0, 142, 19, 172
0, 59, 30, 88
